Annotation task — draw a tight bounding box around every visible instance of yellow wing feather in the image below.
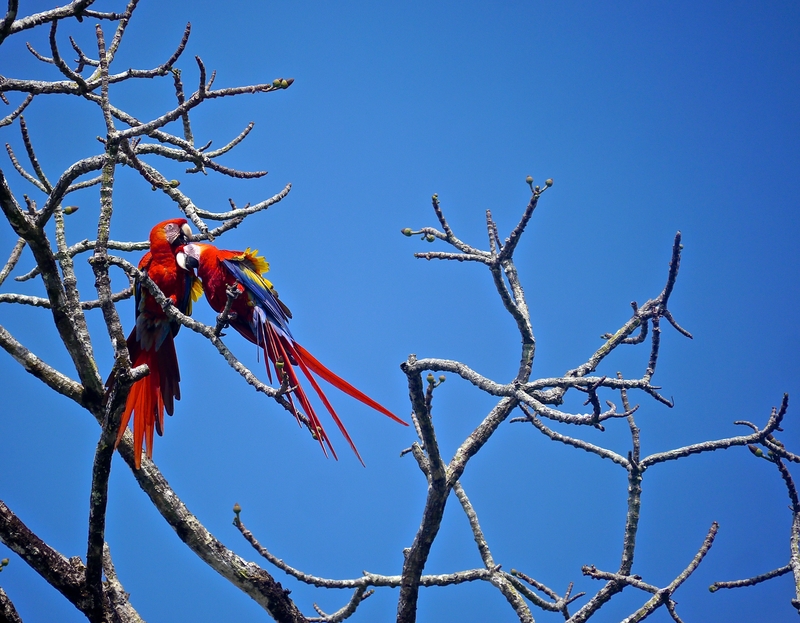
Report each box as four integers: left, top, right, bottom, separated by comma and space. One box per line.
237, 248, 274, 289
190, 277, 204, 302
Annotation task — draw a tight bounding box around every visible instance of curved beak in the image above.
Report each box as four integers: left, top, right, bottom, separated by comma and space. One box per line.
179, 243, 200, 271
176, 252, 198, 272
179, 222, 193, 245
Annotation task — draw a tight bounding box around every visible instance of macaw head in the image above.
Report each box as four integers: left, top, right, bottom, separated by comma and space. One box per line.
181, 243, 271, 287
180, 241, 205, 273
150, 219, 193, 253
149, 218, 196, 273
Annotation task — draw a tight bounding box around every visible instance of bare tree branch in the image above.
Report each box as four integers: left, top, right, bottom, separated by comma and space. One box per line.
0, 322, 85, 404
0, 236, 24, 287
0, 586, 23, 623
0, 498, 97, 617
0, 94, 31, 127
0, 4, 794, 622
710, 563, 792, 592
0, 0, 95, 45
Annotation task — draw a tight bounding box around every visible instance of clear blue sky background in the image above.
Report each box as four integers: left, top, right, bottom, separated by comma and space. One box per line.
1, 1, 799, 621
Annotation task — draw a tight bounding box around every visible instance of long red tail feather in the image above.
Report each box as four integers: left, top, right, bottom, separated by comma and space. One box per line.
115, 331, 181, 469
294, 343, 407, 426
256, 316, 405, 464
207, 243, 408, 461
264, 324, 337, 458
288, 341, 364, 465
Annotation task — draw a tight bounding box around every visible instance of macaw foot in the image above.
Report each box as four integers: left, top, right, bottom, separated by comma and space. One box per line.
213, 283, 243, 336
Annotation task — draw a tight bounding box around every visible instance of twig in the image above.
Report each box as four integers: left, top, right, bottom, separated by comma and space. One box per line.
193, 183, 291, 220
710, 563, 792, 592
308, 586, 372, 623
14, 237, 148, 282
19, 115, 52, 190
171, 68, 194, 146
0, 94, 32, 127
49, 20, 88, 91
234, 514, 542, 606
100, 0, 139, 70
0, 237, 25, 286
109, 437, 309, 623
621, 522, 718, 623
516, 405, 629, 468
498, 188, 544, 261
5, 142, 47, 192
642, 396, 788, 468
453, 481, 535, 621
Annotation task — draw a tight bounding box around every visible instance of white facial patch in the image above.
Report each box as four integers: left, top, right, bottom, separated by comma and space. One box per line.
176, 251, 189, 270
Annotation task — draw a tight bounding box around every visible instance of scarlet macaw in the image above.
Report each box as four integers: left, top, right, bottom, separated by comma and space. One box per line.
182, 243, 407, 462
114, 218, 201, 468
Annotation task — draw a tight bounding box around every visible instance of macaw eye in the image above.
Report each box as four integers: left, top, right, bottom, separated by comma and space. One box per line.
164, 223, 179, 244
183, 243, 200, 262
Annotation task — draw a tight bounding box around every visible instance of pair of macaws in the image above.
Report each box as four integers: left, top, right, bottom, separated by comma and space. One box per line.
115, 218, 405, 468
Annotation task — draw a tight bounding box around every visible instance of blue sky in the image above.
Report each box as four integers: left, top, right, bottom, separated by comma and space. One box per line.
1, 1, 799, 621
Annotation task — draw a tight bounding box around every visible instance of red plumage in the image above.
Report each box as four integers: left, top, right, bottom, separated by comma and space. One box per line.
184, 243, 407, 463
114, 218, 197, 468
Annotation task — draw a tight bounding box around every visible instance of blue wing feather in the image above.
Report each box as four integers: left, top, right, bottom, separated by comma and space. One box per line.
222, 257, 293, 339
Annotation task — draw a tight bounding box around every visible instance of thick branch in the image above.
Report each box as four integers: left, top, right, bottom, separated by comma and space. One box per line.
0, 499, 94, 616
0, 0, 94, 43
114, 437, 307, 623
397, 365, 448, 623
0, 587, 22, 623
0, 323, 85, 404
